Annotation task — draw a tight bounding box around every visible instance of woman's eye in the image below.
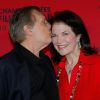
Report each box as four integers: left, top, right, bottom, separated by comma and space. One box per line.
63, 32, 69, 35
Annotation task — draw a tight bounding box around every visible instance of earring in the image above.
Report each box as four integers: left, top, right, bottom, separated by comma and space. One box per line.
78, 41, 81, 48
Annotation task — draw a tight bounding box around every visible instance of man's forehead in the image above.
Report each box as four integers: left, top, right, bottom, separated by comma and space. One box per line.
31, 10, 45, 20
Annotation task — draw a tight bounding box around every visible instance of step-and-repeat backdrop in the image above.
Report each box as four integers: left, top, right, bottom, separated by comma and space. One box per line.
0, 0, 100, 56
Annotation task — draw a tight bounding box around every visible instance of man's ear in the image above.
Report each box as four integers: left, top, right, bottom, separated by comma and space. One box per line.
23, 25, 32, 34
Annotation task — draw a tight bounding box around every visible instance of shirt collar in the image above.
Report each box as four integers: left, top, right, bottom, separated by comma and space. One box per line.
15, 43, 44, 64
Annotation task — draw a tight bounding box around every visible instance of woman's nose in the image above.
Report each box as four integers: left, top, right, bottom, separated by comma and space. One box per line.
57, 36, 63, 44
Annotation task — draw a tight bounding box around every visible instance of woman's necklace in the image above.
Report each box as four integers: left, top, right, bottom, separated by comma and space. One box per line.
56, 62, 83, 100
70, 62, 83, 100
56, 68, 62, 84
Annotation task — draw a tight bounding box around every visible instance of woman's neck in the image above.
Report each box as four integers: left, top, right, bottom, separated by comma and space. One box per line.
65, 49, 80, 83
66, 48, 80, 69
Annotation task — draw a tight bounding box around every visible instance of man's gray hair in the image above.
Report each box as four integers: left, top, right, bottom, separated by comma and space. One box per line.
9, 6, 40, 43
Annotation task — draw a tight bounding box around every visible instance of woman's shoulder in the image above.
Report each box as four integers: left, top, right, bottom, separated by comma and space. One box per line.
89, 54, 100, 61
81, 52, 100, 65
85, 54, 100, 67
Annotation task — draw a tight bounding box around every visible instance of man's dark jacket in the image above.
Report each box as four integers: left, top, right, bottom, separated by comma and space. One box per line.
0, 44, 59, 100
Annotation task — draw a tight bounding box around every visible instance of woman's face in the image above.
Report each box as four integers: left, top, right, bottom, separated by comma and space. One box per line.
51, 22, 80, 56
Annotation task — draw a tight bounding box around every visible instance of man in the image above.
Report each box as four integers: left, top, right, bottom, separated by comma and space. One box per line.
0, 6, 59, 100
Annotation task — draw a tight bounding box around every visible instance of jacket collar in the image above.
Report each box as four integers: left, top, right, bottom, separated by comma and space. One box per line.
79, 50, 97, 65
58, 49, 97, 69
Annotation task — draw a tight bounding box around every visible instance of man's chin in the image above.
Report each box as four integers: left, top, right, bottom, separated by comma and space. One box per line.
46, 38, 51, 45
46, 40, 51, 47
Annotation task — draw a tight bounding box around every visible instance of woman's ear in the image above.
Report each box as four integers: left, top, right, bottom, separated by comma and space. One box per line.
77, 34, 81, 41
77, 34, 81, 48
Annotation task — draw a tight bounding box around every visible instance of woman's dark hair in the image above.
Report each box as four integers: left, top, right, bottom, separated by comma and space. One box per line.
49, 10, 97, 63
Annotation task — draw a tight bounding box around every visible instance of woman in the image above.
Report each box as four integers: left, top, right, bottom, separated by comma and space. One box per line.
50, 10, 100, 100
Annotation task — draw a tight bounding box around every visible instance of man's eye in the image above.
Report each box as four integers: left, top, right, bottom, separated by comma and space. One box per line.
51, 34, 56, 37
44, 20, 48, 24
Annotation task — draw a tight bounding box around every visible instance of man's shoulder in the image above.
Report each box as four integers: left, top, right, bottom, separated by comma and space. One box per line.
0, 49, 18, 70
0, 49, 15, 62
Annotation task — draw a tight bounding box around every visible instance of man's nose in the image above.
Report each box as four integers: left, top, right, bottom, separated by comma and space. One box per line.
47, 22, 51, 30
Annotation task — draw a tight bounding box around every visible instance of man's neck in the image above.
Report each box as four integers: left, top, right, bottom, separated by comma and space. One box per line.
20, 42, 40, 58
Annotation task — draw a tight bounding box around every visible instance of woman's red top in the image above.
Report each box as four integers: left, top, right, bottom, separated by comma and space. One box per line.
53, 50, 100, 100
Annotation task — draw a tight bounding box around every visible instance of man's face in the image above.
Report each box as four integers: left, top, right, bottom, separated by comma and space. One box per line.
30, 10, 51, 48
